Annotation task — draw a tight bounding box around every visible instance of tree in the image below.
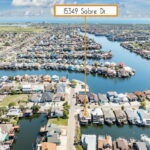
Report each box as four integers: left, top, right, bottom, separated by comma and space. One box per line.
4, 42, 10, 46
63, 102, 70, 119
19, 105, 25, 111
0, 117, 10, 123
10, 90, 23, 95
63, 109, 69, 119
48, 108, 52, 114
0, 107, 8, 114
31, 105, 40, 113
70, 80, 77, 88
8, 76, 14, 81
75, 145, 83, 150
8, 102, 16, 108
63, 102, 70, 110
140, 101, 147, 109
121, 106, 125, 110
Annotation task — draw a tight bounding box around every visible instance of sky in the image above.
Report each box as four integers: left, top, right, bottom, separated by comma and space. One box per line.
0, 0, 150, 23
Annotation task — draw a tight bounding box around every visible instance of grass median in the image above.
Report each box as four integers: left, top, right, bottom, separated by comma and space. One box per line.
0, 94, 28, 107
48, 118, 68, 126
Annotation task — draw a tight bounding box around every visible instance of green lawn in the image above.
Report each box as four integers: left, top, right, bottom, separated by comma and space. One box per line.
48, 118, 68, 126
0, 27, 46, 32
0, 94, 28, 107
132, 43, 141, 48
75, 145, 83, 150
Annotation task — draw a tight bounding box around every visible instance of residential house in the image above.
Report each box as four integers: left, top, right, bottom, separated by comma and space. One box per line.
132, 142, 147, 150
53, 93, 65, 102
44, 83, 55, 92
113, 138, 129, 150
76, 94, 88, 104
60, 76, 67, 82
88, 93, 99, 103
126, 93, 138, 101
22, 84, 32, 93
115, 93, 128, 103
50, 108, 63, 118
41, 92, 53, 102
91, 108, 104, 124
52, 75, 59, 82
133, 91, 146, 101
56, 83, 66, 93
15, 75, 22, 82
79, 109, 92, 125
40, 124, 61, 145
144, 90, 150, 100
32, 84, 44, 93
82, 134, 96, 150
0, 124, 13, 141
113, 109, 127, 125
107, 91, 118, 102
29, 93, 42, 103
7, 108, 22, 117
125, 108, 141, 125
41, 142, 57, 150
47, 133, 60, 145
102, 108, 116, 125
36, 142, 57, 150
98, 94, 109, 104
42, 75, 51, 82
137, 109, 150, 126
98, 135, 112, 150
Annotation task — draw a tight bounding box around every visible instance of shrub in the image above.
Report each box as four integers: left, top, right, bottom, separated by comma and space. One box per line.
8, 102, 16, 108
140, 101, 146, 109
70, 80, 77, 88
75, 145, 83, 150
31, 105, 40, 113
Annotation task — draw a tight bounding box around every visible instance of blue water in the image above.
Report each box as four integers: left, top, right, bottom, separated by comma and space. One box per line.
81, 124, 150, 140
11, 114, 47, 150
1, 33, 150, 94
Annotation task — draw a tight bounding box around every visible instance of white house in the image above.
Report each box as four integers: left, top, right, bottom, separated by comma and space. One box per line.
7, 108, 22, 117
138, 109, 150, 126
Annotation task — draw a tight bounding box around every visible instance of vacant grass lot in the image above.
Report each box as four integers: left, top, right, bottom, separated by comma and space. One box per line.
0, 94, 28, 107
0, 27, 46, 32
48, 118, 68, 126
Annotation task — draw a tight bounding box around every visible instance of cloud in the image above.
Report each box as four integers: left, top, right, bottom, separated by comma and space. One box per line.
11, 0, 65, 17
0, 0, 147, 20
12, 0, 65, 7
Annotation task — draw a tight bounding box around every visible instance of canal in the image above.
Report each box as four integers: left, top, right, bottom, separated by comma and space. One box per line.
10, 114, 47, 150
81, 124, 150, 140
1, 32, 150, 144
1, 33, 150, 94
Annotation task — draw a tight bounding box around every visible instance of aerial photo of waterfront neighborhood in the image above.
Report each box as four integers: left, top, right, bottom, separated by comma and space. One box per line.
0, 0, 150, 150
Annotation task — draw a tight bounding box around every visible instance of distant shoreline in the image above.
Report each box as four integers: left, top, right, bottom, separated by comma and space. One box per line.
0, 19, 150, 24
